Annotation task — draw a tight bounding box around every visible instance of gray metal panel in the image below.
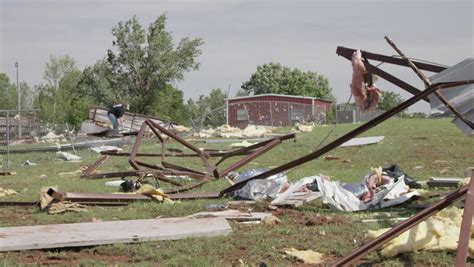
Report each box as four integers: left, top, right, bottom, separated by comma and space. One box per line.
428, 58, 473, 135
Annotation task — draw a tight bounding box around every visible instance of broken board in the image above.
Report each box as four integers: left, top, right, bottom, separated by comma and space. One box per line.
0, 217, 231, 251
340, 136, 385, 147
274, 191, 321, 208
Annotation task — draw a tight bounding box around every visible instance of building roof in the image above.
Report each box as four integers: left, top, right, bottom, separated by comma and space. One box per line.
226, 94, 333, 102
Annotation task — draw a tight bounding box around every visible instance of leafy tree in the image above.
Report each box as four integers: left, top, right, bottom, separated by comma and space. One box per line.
241, 62, 333, 99
148, 84, 188, 125
378, 91, 404, 111
0, 73, 33, 110
34, 55, 91, 128
99, 14, 203, 114
35, 55, 78, 122
188, 88, 227, 129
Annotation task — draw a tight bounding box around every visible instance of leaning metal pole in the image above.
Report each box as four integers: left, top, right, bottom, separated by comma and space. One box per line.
221, 80, 474, 195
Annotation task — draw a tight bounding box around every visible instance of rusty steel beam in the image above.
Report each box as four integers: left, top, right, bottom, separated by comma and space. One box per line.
49, 189, 153, 203
336, 46, 447, 73
163, 180, 209, 194
168, 191, 221, 200
334, 177, 472, 265
455, 170, 474, 266
221, 80, 474, 196
102, 149, 255, 158
218, 138, 282, 178
216, 133, 295, 166
80, 155, 109, 178
162, 161, 207, 176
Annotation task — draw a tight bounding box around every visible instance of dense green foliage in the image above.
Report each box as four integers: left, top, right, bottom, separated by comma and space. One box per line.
378, 91, 404, 111
80, 14, 203, 115
0, 73, 32, 111
188, 88, 227, 128
33, 55, 91, 128
241, 62, 333, 99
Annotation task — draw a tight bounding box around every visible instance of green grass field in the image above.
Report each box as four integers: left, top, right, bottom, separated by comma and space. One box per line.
0, 118, 473, 266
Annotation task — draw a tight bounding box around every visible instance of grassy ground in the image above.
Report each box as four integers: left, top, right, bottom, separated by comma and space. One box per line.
0, 118, 472, 266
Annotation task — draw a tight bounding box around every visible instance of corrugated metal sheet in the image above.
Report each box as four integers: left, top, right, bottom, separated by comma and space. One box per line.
428, 58, 473, 135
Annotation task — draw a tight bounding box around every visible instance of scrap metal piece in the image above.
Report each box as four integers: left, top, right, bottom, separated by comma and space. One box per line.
80, 155, 109, 178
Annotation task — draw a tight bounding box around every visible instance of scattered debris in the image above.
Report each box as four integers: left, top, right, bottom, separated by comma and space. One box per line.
366, 207, 473, 257
293, 122, 314, 132
324, 155, 341, 161
308, 166, 420, 211
0, 171, 16, 176
48, 201, 88, 214
57, 151, 81, 161
305, 215, 346, 226
41, 132, 66, 143
284, 248, 324, 264
427, 177, 462, 187
230, 140, 256, 148
0, 188, 19, 197
272, 191, 321, 208
187, 209, 273, 222
90, 146, 123, 153
135, 184, 173, 203
229, 168, 289, 201
193, 124, 274, 139
22, 160, 37, 166
262, 215, 281, 225
340, 136, 385, 147
0, 217, 232, 251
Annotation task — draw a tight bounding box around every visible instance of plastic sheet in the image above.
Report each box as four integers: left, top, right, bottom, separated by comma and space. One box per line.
231, 168, 288, 200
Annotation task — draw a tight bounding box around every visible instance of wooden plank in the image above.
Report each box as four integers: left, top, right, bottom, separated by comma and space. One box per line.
0, 217, 232, 251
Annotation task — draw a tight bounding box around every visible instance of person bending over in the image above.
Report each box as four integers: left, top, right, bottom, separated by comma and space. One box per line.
107, 103, 129, 132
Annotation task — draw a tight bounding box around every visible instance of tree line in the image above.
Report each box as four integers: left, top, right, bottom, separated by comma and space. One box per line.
4, 13, 406, 130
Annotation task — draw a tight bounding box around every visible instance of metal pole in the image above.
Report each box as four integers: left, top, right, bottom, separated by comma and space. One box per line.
65, 123, 76, 155
15, 62, 21, 139
6, 112, 10, 170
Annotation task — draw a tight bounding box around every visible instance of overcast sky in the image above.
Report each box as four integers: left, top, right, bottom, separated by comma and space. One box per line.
1, 0, 472, 112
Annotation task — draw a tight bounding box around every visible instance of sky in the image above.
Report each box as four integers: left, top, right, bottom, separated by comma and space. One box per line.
1, 0, 473, 112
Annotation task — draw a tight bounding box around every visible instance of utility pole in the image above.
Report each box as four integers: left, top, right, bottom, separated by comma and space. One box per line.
15, 62, 22, 139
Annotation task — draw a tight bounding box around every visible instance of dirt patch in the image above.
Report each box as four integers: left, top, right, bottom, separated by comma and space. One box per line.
304, 215, 347, 226
12, 249, 132, 265
272, 209, 304, 219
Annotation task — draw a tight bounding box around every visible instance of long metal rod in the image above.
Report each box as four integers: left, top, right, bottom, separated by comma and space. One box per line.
455, 170, 474, 266
334, 183, 470, 266
65, 123, 76, 155
220, 81, 474, 195
5, 112, 9, 170
218, 138, 282, 177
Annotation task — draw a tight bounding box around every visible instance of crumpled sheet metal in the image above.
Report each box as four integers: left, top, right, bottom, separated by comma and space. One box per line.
366, 207, 474, 257
313, 175, 419, 211
232, 168, 288, 201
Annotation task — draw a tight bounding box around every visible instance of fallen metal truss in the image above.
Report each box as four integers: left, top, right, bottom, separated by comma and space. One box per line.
81, 119, 295, 192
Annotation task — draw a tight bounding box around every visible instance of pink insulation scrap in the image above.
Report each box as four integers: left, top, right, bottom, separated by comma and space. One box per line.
350, 50, 382, 112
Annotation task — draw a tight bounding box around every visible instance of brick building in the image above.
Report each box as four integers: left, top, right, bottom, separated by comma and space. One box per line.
226, 94, 333, 128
